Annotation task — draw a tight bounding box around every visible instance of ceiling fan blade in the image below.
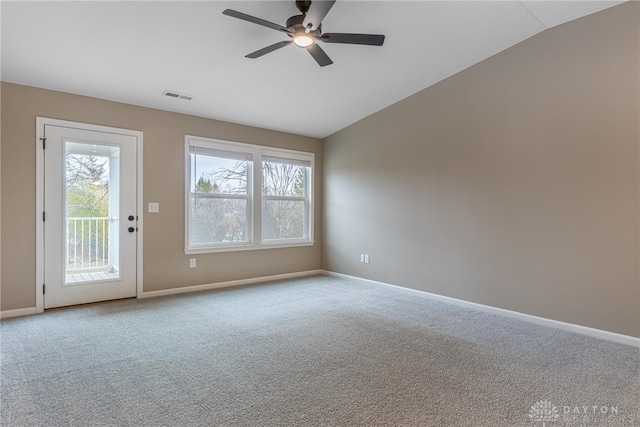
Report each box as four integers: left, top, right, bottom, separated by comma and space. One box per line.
223, 9, 290, 33
246, 41, 293, 59
306, 43, 333, 67
320, 33, 385, 46
302, 0, 336, 31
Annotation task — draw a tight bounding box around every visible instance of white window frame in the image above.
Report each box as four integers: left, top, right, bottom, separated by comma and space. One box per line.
185, 135, 314, 254
261, 149, 313, 244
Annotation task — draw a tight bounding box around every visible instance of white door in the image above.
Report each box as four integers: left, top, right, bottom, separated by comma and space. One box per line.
43, 123, 138, 308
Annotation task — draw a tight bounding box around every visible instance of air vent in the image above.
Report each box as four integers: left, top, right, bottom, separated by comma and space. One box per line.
163, 90, 194, 101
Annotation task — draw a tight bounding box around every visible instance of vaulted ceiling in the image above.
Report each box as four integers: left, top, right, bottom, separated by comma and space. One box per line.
1, 1, 623, 138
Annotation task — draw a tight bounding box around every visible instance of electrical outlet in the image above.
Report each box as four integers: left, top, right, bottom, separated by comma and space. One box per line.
364, 254, 370, 264
190, 258, 196, 268
360, 254, 365, 263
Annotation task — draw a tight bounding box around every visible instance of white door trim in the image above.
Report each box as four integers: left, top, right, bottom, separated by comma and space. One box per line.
35, 117, 144, 312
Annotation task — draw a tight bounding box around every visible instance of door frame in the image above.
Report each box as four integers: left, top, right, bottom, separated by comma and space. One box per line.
35, 117, 144, 312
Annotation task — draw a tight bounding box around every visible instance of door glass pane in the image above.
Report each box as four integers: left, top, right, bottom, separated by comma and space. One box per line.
65, 141, 120, 284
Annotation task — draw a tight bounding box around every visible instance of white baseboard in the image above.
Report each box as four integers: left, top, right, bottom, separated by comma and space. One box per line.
6, 270, 637, 348
322, 270, 640, 348
139, 269, 324, 299
0, 307, 38, 319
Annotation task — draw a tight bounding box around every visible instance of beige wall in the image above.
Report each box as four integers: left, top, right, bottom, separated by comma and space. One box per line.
323, 3, 640, 337
0, 83, 323, 311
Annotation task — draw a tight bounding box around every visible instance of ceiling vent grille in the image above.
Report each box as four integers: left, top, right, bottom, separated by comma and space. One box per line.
163, 90, 194, 101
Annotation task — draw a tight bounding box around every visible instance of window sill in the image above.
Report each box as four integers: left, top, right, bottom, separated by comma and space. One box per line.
184, 241, 315, 255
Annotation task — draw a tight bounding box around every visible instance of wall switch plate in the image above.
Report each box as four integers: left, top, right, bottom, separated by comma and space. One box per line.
190, 258, 196, 268
360, 254, 365, 263
148, 202, 160, 213
364, 254, 370, 264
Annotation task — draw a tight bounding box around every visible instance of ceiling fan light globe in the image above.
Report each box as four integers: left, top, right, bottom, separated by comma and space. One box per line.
293, 34, 314, 47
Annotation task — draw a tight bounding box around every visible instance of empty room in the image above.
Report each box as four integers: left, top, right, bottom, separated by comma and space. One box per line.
1, 1, 638, 426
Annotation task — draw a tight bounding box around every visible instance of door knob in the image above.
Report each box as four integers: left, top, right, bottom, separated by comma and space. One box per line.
128, 227, 135, 233
128, 215, 135, 221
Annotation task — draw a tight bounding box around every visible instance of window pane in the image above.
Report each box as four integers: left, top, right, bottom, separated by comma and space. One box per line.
262, 161, 306, 197
191, 197, 248, 244
263, 199, 305, 240
192, 154, 248, 195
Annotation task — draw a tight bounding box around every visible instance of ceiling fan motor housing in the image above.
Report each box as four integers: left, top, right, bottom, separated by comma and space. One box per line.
286, 14, 321, 36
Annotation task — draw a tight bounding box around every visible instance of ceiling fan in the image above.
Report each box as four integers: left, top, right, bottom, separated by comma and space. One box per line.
223, 0, 385, 67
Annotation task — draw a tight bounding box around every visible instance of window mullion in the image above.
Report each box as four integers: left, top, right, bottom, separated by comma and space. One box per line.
304, 167, 310, 240
252, 148, 261, 244
263, 195, 306, 202
192, 193, 249, 200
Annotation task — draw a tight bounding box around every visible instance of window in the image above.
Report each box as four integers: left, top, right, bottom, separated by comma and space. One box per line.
262, 154, 311, 241
185, 136, 313, 253
188, 144, 252, 247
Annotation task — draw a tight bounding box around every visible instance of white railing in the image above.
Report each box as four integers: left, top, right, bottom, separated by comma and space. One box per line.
66, 217, 111, 274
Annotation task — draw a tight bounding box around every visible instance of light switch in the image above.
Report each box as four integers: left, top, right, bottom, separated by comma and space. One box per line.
148, 202, 160, 213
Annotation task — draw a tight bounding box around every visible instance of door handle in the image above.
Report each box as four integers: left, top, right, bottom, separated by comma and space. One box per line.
128, 227, 135, 233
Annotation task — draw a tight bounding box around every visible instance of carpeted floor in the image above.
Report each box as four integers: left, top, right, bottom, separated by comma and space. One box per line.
1, 275, 638, 426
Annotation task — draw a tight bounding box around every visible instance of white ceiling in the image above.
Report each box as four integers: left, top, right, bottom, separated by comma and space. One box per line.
1, 1, 624, 139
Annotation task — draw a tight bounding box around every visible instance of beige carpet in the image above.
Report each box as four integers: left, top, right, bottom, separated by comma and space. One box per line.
1, 275, 638, 426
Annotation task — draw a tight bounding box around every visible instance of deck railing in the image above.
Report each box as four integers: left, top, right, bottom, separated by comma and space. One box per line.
66, 217, 110, 273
